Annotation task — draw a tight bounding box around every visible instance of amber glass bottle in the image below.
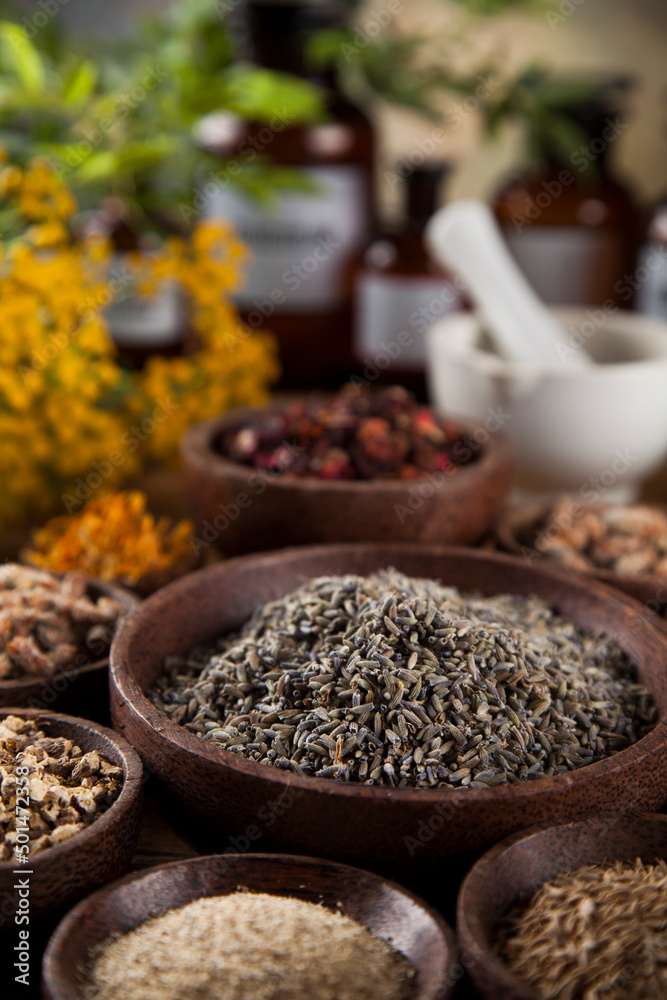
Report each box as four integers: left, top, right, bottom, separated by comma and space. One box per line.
199, 0, 375, 387
353, 163, 463, 397
83, 198, 186, 369
636, 196, 667, 320
494, 85, 637, 307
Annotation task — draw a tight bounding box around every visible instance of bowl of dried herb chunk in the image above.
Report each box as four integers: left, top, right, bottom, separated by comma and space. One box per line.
457, 812, 667, 1000
42, 852, 456, 1000
181, 383, 513, 557
0, 564, 138, 718
109, 542, 667, 888
0, 709, 143, 921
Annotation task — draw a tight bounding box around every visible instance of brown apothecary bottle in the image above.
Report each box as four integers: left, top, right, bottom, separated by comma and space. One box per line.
353, 162, 463, 398
493, 81, 638, 308
199, 0, 375, 388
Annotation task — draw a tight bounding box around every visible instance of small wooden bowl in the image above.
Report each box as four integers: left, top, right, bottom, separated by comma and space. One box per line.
497, 504, 667, 614
0, 708, 143, 923
23, 549, 201, 599
180, 406, 514, 556
0, 578, 138, 717
42, 852, 457, 1000
110, 544, 667, 888
457, 812, 667, 1000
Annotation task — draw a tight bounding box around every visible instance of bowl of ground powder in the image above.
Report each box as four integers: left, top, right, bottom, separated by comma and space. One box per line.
42, 852, 456, 1000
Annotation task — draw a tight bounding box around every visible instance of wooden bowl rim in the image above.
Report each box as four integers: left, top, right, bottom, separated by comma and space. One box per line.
22, 548, 199, 599
180, 404, 514, 495
0, 575, 139, 694
456, 811, 667, 1000
497, 502, 667, 603
0, 707, 143, 875
42, 850, 458, 1000
110, 542, 667, 806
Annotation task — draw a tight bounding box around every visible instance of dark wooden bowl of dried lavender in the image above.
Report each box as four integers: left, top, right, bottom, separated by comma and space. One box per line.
457, 812, 667, 1000
42, 852, 456, 1000
180, 386, 514, 557
109, 543, 667, 892
0, 567, 139, 720
0, 708, 143, 925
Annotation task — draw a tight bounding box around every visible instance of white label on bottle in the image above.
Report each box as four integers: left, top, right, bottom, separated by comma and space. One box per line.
355, 272, 462, 369
636, 242, 667, 320
104, 255, 184, 347
503, 226, 623, 305
203, 165, 367, 312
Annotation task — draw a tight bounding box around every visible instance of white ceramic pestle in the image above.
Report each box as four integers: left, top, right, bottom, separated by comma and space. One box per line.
426, 199, 592, 368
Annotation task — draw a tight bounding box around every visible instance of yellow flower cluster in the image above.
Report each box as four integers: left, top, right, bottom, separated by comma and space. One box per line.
0, 159, 133, 531
26, 491, 194, 585
128, 221, 279, 466
0, 154, 279, 536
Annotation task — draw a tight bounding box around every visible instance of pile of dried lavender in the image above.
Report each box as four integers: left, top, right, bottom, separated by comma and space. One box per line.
0, 715, 123, 861
0, 564, 124, 680
84, 891, 416, 1000
151, 569, 656, 789
497, 859, 667, 1000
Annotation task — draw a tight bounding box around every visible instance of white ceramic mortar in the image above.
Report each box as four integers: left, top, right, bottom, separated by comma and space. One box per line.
426, 308, 667, 501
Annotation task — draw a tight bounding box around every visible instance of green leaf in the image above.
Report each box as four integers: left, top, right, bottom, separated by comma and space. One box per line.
225, 164, 320, 208
69, 149, 117, 182
220, 65, 324, 125
63, 60, 98, 106
448, 0, 541, 14
306, 28, 352, 69
0, 22, 46, 92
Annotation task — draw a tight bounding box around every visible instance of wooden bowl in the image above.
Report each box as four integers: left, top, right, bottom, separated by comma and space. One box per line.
0, 708, 143, 924
110, 544, 667, 889
42, 852, 457, 1000
497, 504, 667, 614
22, 553, 200, 599
180, 406, 514, 556
0, 578, 138, 718
457, 812, 667, 1000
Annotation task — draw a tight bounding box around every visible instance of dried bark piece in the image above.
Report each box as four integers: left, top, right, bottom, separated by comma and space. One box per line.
0, 716, 123, 862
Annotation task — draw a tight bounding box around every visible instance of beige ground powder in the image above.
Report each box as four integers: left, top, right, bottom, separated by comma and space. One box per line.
84, 890, 417, 1000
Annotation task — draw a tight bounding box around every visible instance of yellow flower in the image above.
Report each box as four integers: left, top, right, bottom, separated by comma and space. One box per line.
0, 150, 278, 536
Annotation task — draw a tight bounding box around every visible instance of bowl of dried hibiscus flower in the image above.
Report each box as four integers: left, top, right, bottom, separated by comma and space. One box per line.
181, 384, 513, 557
0, 564, 137, 717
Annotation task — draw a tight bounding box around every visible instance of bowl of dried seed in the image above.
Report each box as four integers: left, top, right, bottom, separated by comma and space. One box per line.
457, 812, 667, 1000
42, 852, 456, 1000
109, 543, 667, 890
181, 384, 514, 557
0, 709, 143, 922
497, 497, 667, 614
0, 565, 138, 718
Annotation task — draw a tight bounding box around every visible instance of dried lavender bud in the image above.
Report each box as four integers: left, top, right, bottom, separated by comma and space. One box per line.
150, 569, 655, 790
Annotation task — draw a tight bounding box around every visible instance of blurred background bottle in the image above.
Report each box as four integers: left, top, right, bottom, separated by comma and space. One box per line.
199, 0, 375, 387
353, 162, 463, 397
636, 191, 667, 321
82, 197, 187, 369
493, 78, 638, 307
